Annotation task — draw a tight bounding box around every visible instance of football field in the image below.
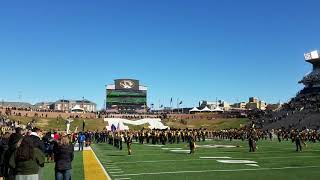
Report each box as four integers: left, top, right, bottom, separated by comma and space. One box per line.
92, 139, 320, 180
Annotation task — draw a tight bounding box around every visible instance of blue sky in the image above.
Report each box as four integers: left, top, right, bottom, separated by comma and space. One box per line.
0, 0, 320, 109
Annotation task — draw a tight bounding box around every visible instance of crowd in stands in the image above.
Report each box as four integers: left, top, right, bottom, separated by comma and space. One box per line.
251, 86, 320, 129
299, 69, 320, 85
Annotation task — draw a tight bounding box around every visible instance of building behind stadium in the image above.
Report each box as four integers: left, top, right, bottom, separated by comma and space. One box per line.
0, 99, 97, 113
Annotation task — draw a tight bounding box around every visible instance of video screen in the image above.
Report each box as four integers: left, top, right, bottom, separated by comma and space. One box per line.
107, 89, 147, 105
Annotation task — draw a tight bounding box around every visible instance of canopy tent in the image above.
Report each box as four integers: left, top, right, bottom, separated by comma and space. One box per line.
189, 107, 200, 112
211, 106, 224, 112
71, 105, 84, 113
201, 106, 211, 112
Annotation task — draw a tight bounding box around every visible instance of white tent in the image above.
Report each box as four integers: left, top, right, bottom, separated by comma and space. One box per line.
71, 105, 84, 113
189, 107, 200, 112
201, 106, 211, 112
211, 106, 224, 112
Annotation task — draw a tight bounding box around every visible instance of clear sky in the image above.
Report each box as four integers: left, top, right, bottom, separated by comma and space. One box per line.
1, 0, 320, 109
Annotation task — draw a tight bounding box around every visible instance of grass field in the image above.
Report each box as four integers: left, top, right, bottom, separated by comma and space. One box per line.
43, 151, 84, 180
8, 115, 248, 131
92, 139, 320, 180
165, 118, 248, 130
8, 116, 107, 131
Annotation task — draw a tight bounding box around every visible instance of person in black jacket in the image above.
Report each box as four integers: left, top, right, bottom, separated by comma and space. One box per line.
0, 133, 9, 180
30, 128, 45, 152
4, 127, 23, 180
53, 135, 74, 180
30, 127, 45, 180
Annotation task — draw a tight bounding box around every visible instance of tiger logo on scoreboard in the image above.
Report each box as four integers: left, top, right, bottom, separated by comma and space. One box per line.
119, 80, 135, 89
115, 79, 140, 90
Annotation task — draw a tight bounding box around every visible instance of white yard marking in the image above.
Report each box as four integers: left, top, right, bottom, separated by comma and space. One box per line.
110, 171, 125, 174
112, 166, 320, 177
108, 169, 122, 171
161, 148, 183, 150
197, 145, 237, 148
115, 178, 131, 180
217, 160, 257, 164
200, 157, 232, 159
145, 145, 164, 147
170, 150, 190, 153
107, 165, 118, 168
246, 164, 260, 167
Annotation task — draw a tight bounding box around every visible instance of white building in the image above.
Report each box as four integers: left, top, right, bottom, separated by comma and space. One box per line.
54, 99, 96, 112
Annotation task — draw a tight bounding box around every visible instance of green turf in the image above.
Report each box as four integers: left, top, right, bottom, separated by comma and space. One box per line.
165, 118, 248, 130
92, 139, 320, 180
43, 151, 84, 180
8, 115, 248, 131
8, 115, 107, 131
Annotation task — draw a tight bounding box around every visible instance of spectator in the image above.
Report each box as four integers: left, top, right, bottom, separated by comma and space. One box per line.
4, 127, 23, 180
9, 136, 45, 180
53, 136, 74, 180
42, 132, 55, 163
0, 133, 10, 180
78, 133, 85, 151
30, 128, 45, 180
53, 132, 60, 141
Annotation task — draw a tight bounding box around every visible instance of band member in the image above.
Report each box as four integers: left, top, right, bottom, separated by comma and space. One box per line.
126, 133, 133, 155
248, 130, 256, 152
189, 132, 195, 154
295, 131, 302, 152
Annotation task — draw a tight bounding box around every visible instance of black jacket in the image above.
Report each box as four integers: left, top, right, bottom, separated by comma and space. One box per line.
53, 144, 74, 171
30, 135, 45, 153
4, 133, 23, 180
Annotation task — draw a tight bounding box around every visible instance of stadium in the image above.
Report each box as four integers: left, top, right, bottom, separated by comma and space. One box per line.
0, 51, 319, 180
1, 1, 320, 179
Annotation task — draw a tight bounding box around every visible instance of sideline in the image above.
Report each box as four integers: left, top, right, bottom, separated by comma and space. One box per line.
83, 146, 112, 180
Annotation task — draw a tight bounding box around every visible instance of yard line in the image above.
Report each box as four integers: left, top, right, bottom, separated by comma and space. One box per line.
110, 171, 125, 174
115, 178, 131, 180
108, 169, 122, 171
111, 155, 320, 164
112, 166, 320, 177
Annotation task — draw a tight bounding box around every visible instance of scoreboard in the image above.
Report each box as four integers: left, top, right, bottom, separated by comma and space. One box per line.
106, 79, 147, 111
